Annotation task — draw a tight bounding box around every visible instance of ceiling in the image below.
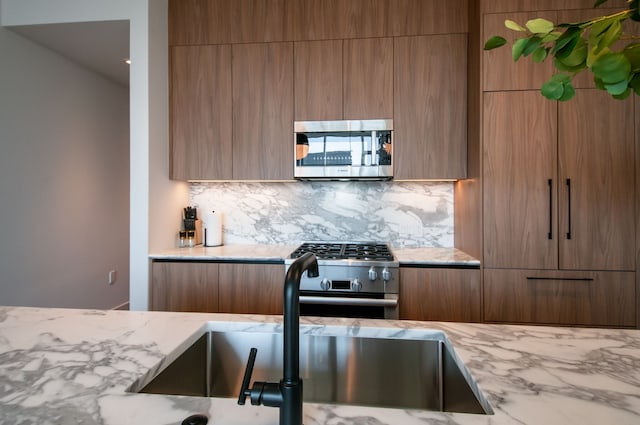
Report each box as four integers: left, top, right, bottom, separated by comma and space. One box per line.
9, 20, 130, 88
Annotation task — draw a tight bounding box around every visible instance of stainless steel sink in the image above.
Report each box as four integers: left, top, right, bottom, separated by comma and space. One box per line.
128, 330, 492, 414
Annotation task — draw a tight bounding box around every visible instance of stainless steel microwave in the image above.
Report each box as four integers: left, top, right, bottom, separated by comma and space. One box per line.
294, 119, 393, 180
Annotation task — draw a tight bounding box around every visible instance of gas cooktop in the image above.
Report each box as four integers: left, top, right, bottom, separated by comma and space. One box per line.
289, 242, 395, 262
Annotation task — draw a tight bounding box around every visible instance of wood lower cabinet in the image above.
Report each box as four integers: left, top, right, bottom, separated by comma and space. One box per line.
218, 263, 285, 315
484, 269, 636, 327
151, 262, 219, 312
399, 267, 481, 322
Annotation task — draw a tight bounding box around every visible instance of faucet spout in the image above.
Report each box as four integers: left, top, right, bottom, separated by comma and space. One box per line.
237, 252, 318, 425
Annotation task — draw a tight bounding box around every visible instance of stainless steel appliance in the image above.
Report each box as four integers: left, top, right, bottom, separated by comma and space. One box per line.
294, 119, 393, 180
284, 242, 399, 319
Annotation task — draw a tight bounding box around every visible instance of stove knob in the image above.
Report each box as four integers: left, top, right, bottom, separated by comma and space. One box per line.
320, 278, 331, 291
352, 278, 362, 292
382, 267, 392, 282
368, 267, 378, 281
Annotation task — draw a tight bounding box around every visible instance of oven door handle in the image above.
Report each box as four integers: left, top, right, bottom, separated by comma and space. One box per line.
299, 295, 398, 308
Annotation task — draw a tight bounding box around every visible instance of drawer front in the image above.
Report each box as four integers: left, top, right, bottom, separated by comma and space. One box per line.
484, 269, 636, 327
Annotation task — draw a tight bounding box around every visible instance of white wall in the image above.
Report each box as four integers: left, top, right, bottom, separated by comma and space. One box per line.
0, 0, 188, 310
0, 26, 130, 308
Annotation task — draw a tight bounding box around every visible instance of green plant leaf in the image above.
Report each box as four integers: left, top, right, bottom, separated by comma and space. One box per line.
512, 38, 528, 60
558, 82, 576, 101
532, 47, 549, 63
612, 87, 631, 99
526, 18, 555, 34
541, 78, 565, 100
587, 45, 610, 67
594, 76, 606, 90
605, 79, 629, 95
550, 73, 572, 83
523, 36, 543, 57
593, 0, 610, 7
558, 37, 587, 67
592, 19, 622, 55
554, 57, 586, 72
592, 52, 631, 84
542, 31, 562, 42
505, 19, 527, 32
629, 73, 640, 94
552, 27, 581, 57
484, 35, 507, 50
623, 43, 640, 72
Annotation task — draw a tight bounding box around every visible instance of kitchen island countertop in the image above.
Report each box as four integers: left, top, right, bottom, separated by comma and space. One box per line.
150, 244, 480, 267
0, 306, 638, 425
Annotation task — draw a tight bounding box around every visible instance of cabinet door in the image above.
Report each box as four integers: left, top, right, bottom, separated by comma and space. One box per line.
482, 11, 557, 91
558, 90, 635, 271
399, 268, 481, 322
218, 263, 284, 314
170, 45, 233, 180
343, 37, 393, 120
168, 0, 233, 46
294, 40, 343, 121
394, 34, 467, 179
483, 91, 558, 269
151, 262, 219, 312
232, 42, 294, 180
484, 269, 636, 327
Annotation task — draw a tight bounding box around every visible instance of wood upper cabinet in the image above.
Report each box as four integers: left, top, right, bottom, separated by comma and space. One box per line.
169, 0, 293, 45
399, 267, 481, 322
151, 262, 219, 312
295, 37, 393, 121
482, 11, 557, 91
394, 34, 468, 179
558, 90, 635, 271
483, 90, 635, 272
483, 91, 558, 269
484, 269, 636, 327
232, 42, 294, 180
170, 45, 233, 180
344, 38, 394, 120
294, 40, 343, 121
218, 263, 284, 315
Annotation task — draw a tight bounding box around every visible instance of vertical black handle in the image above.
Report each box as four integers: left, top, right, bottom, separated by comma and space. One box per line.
566, 178, 572, 240
548, 179, 553, 240
237, 347, 258, 405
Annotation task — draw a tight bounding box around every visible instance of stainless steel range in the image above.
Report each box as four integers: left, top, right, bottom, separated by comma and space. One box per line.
284, 242, 399, 319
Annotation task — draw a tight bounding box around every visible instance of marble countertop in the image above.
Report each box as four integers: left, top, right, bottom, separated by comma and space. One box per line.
149, 244, 480, 267
1, 306, 638, 424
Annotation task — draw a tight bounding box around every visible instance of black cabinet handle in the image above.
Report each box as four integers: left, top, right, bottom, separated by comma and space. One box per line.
566, 178, 572, 240
526, 276, 594, 282
548, 179, 553, 240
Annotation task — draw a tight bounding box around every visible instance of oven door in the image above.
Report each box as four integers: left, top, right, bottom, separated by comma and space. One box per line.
299, 291, 398, 320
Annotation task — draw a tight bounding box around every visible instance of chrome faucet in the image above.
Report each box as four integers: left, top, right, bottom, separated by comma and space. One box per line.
238, 252, 319, 425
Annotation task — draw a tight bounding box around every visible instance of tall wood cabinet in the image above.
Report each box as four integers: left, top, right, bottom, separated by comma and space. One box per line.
482, 89, 636, 327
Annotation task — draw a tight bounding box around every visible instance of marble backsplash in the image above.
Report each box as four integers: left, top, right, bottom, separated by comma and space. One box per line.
189, 181, 453, 248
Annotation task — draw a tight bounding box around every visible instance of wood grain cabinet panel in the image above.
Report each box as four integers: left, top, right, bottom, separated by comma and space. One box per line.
343, 37, 393, 120
170, 45, 233, 180
151, 262, 219, 313
484, 269, 636, 327
483, 91, 558, 269
232, 42, 294, 180
389, 0, 468, 36
294, 40, 343, 121
394, 34, 468, 179
399, 268, 481, 322
558, 90, 635, 271
218, 263, 285, 315
169, 0, 233, 45
482, 11, 557, 91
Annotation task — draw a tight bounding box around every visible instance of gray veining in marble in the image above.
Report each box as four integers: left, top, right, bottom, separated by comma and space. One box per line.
190, 181, 453, 248
1, 307, 639, 425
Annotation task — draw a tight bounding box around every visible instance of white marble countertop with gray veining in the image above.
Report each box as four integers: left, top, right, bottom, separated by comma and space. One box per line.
149, 244, 480, 267
1, 306, 638, 425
